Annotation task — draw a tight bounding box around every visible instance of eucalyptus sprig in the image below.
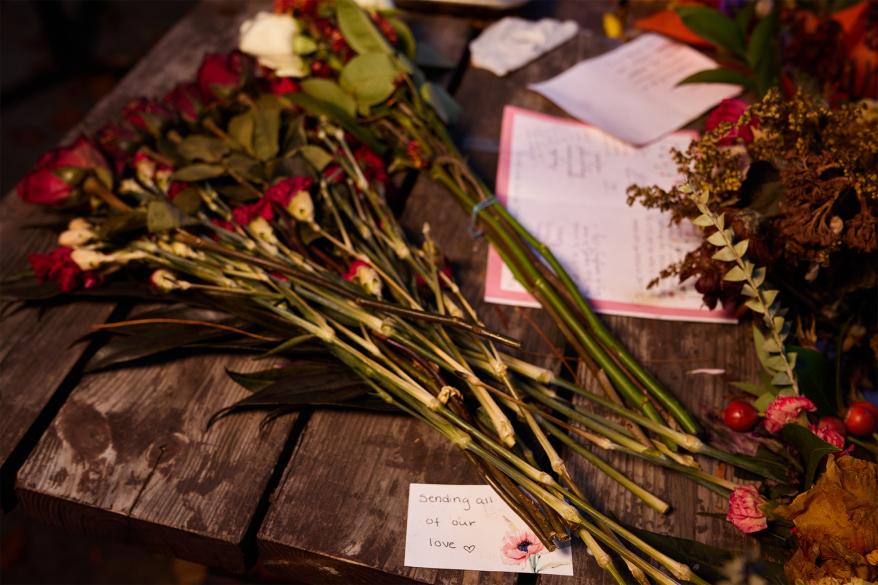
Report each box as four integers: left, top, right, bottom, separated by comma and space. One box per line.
683, 184, 800, 396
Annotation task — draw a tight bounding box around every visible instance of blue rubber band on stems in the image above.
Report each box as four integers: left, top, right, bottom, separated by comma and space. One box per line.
469, 196, 499, 237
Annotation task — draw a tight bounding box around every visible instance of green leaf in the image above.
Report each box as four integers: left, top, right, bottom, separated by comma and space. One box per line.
745, 298, 765, 313
171, 163, 225, 182
677, 67, 755, 91
691, 214, 713, 227
98, 211, 147, 241
734, 2, 755, 34
754, 390, 777, 412
293, 35, 317, 55
624, 524, 735, 584
734, 239, 749, 256
789, 346, 833, 415
335, 0, 392, 55
177, 135, 228, 163
780, 424, 840, 487
723, 265, 748, 281
228, 111, 255, 153
770, 370, 791, 386
712, 247, 737, 262
301, 78, 357, 118
746, 11, 777, 70
676, 6, 746, 58
706, 230, 728, 246
298, 145, 333, 171
340, 53, 399, 107
147, 200, 189, 233
386, 16, 416, 59
171, 187, 202, 214
251, 95, 283, 161
420, 82, 461, 124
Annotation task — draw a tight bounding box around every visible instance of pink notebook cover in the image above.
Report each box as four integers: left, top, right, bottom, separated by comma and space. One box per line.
484, 106, 736, 324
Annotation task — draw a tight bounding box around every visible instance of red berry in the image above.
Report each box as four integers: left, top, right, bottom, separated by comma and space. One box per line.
851, 400, 878, 419
844, 404, 877, 437
723, 399, 759, 432
817, 416, 846, 436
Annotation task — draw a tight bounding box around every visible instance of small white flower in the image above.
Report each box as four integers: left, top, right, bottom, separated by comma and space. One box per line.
239, 12, 307, 77
287, 190, 314, 222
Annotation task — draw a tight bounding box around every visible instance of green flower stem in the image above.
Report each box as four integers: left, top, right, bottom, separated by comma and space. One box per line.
430, 165, 670, 431
541, 419, 670, 514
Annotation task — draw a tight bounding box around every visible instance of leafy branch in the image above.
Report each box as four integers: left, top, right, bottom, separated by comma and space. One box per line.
683, 184, 800, 396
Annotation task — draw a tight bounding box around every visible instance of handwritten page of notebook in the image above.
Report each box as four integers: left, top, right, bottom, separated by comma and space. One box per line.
484, 106, 736, 324
530, 33, 740, 145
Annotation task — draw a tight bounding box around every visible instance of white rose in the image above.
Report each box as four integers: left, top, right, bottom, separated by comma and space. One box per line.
239, 12, 306, 77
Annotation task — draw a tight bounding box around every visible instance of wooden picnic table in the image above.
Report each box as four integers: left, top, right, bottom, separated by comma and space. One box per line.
1, 1, 755, 583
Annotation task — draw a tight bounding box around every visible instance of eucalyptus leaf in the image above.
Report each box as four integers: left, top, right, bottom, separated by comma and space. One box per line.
98, 211, 148, 241
676, 6, 746, 59
177, 135, 228, 163
340, 53, 399, 107
386, 16, 416, 59
335, 0, 392, 55
171, 163, 226, 182
780, 423, 840, 487
301, 78, 357, 118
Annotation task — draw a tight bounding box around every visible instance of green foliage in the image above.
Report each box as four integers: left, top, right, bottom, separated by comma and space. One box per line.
780, 423, 840, 487
420, 82, 461, 124
177, 135, 228, 163
675, 5, 780, 96
340, 53, 400, 108
171, 163, 225, 181
335, 0, 391, 55
301, 78, 357, 118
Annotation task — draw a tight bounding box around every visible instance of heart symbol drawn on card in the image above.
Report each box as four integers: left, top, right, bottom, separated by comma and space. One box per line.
463, 545, 475, 553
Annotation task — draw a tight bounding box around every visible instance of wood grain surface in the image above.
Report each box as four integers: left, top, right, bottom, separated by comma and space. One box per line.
8, 1, 761, 583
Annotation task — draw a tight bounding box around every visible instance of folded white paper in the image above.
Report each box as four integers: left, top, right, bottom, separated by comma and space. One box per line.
530, 33, 740, 145
470, 17, 579, 77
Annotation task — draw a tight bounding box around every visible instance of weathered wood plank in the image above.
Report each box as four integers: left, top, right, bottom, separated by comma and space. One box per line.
14, 0, 299, 570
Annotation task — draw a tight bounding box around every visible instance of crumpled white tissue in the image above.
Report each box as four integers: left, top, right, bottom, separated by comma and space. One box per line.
470, 17, 579, 77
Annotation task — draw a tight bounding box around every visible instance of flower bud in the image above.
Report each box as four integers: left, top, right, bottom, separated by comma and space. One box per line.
344, 260, 382, 298
58, 228, 95, 248
150, 269, 191, 292
287, 190, 314, 222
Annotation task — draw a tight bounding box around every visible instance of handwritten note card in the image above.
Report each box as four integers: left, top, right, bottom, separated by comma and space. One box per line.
485, 106, 736, 323
530, 33, 740, 145
404, 484, 573, 575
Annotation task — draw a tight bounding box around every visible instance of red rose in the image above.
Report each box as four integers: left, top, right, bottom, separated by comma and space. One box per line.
265, 176, 313, 206
705, 98, 759, 146
162, 82, 206, 122
16, 136, 111, 206
197, 51, 253, 100
268, 77, 300, 95
28, 246, 102, 293
354, 145, 388, 184
96, 123, 140, 175
122, 98, 171, 134
232, 198, 274, 225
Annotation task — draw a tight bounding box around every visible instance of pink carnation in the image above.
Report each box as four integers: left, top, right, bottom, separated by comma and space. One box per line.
763, 396, 817, 433
726, 485, 767, 534
809, 423, 845, 449
500, 530, 544, 564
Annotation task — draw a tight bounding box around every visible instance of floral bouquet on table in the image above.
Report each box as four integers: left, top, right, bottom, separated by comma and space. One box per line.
6, 0, 876, 583
626, 26, 878, 585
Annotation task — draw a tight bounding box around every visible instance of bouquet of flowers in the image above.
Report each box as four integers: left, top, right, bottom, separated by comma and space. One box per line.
7, 1, 876, 583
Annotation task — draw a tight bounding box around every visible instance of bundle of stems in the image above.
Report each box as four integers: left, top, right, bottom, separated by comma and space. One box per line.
9, 3, 777, 582
267, 0, 700, 439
